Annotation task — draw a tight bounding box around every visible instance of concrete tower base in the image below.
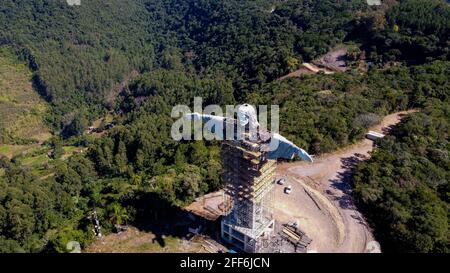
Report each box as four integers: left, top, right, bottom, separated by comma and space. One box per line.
221, 217, 274, 253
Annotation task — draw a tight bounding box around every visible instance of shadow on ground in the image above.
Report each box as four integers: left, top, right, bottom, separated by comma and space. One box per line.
328, 152, 370, 210
124, 192, 223, 250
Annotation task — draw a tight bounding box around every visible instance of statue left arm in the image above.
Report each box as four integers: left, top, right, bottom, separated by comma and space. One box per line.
184, 112, 226, 140
267, 133, 313, 163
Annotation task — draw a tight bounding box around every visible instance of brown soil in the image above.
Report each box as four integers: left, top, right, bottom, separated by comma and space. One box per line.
278, 47, 348, 81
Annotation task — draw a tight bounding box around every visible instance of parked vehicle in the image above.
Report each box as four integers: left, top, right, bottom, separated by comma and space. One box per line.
277, 178, 286, 185
284, 185, 292, 194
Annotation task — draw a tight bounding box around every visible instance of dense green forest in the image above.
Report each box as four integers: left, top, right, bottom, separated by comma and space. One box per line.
1, 0, 447, 136
360, 0, 450, 65
0, 0, 385, 132
0, 0, 448, 252
248, 60, 449, 153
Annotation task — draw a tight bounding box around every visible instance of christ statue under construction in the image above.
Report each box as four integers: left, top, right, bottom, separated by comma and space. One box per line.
185, 104, 313, 252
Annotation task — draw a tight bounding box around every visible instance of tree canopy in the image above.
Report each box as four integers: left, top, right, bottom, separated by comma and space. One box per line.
0, 0, 449, 253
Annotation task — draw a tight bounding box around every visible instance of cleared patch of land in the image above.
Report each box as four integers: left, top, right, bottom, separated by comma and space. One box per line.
278, 47, 348, 80
0, 144, 39, 159
83, 226, 223, 253
313, 47, 348, 72
0, 46, 50, 144
84, 226, 199, 253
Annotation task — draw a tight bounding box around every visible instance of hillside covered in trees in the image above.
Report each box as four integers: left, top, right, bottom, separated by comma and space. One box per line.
0, 0, 402, 133
0, 0, 448, 252
353, 101, 449, 253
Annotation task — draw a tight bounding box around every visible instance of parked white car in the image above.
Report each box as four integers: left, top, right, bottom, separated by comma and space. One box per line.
277, 178, 286, 185
284, 185, 292, 194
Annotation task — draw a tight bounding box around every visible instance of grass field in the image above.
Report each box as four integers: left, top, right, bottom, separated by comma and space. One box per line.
0, 142, 82, 182
21, 153, 49, 167
84, 227, 205, 253
0, 144, 40, 159
0, 46, 51, 144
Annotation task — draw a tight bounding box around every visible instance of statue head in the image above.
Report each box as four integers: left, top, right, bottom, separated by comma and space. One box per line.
237, 104, 259, 127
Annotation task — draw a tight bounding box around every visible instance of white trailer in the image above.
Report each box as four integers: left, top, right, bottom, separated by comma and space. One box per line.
366, 131, 385, 141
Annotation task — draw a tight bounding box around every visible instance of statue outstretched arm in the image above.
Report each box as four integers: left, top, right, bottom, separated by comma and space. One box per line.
183, 113, 313, 162
184, 112, 226, 140
267, 133, 313, 163
184, 112, 225, 123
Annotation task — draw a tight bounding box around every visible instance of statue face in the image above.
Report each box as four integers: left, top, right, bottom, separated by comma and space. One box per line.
238, 111, 250, 126
237, 104, 258, 127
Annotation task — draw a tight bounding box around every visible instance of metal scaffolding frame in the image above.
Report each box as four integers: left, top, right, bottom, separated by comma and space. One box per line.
220, 138, 275, 252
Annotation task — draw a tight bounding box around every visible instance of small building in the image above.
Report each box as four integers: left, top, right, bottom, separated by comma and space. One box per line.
367, 0, 382, 6
366, 131, 385, 141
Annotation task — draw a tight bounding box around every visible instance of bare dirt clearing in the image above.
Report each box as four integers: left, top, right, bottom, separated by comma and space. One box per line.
278, 47, 348, 80
84, 226, 206, 253
314, 48, 348, 72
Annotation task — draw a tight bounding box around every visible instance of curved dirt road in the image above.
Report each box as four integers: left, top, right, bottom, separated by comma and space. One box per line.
277, 110, 415, 253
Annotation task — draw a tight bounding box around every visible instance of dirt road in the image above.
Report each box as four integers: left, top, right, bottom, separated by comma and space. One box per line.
277, 110, 416, 252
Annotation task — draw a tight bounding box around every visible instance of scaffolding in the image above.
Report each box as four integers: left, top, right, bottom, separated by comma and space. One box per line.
220, 136, 276, 253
